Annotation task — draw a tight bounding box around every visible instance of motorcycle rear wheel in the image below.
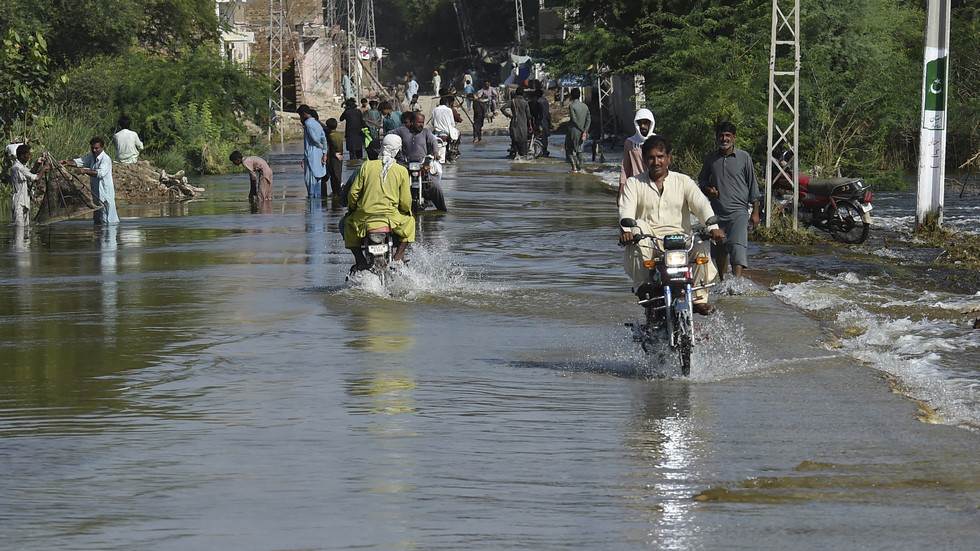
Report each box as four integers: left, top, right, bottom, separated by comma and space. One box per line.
828, 200, 870, 244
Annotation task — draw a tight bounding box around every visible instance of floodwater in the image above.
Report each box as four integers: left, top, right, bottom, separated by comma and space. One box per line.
2, 138, 980, 550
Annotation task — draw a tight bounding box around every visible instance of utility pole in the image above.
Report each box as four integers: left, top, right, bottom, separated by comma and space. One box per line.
345, 0, 359, 97
596, 73, 615, 163
323, 0, 337, 29
365, 0, 377, 79
514, 0, 526, 55
269, 0, 285, 144
453, 0, 476, 62
916, 0, 951, 228
764, 0, 800, 229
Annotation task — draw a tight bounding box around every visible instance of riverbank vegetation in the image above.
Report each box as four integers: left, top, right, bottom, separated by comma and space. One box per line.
0, 0, 271, 185
542, 0, 977, 191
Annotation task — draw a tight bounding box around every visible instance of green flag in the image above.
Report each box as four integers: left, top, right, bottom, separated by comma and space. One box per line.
924, 56, 947, 111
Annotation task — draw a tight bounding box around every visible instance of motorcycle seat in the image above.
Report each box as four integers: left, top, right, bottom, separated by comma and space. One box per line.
367, 226, 391, 233
806, 177, 864, 196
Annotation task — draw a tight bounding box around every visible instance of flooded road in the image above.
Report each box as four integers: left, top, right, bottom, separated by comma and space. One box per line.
3, 138, 980, 549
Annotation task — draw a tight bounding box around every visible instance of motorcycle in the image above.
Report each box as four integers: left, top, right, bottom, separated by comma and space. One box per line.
619, 217, 718, 376
350, 216, 398, 284
406, 154, 435, 213
769, 150, 873, 244
435, 130, 461, 163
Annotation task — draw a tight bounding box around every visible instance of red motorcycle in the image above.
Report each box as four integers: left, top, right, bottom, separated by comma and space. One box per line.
770, 150, 873, 244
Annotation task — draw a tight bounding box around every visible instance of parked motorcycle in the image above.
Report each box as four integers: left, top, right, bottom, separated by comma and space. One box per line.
619, 217, 718, 376
769, 150, 873, 244
406, 155, 435, 213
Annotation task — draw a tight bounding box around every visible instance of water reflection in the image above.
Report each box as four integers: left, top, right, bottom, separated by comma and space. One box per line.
99, 225, 118, 342
342, 303, 419, 508
250, 198, 273, 214
625, 382, 702, 549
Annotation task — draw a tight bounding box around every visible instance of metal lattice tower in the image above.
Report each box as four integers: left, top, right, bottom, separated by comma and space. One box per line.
764, 0, 801, 228
514, 0, 526, 54
453, 0, 475, 59
596, 73, 615, 163
345, 0, 359, 96
269, 0, 285, 143
365, 0, 376, 59
324, 0, 337, 30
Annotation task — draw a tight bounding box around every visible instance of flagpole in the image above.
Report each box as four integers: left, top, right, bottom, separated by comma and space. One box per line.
916, 0, 951, 228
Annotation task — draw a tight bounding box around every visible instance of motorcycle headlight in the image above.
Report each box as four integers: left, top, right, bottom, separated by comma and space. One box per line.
409, 162, 421, 171
664, 251, 688, 267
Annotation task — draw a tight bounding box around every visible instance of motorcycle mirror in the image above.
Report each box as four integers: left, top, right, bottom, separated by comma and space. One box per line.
620, 218, 637, 228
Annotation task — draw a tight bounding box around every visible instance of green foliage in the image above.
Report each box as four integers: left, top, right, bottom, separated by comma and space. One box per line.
543, 0, 930, 176
0, 0, 219, 67
138, 0, 221, 53
799, 0, 921, 176
57, 48, 271, 173
0, 30, 66, 141
865, 168, 908, 191
947, 5, 980, 169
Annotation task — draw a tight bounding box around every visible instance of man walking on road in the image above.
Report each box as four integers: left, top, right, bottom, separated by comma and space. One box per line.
565, 88, 590, 173
698, 121, 760, 280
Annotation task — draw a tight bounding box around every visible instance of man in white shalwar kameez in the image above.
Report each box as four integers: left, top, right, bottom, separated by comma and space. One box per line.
619, 135, 723, 315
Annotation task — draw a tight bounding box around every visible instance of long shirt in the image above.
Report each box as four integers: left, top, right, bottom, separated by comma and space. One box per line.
619, 170, 718, 237
389, 126, 439, 163
10, 159, 38, 223
536, 96, 551, 133
382, 112, 402, 135
74, 150, 119, 224
697, 147, 761, 222
303, 117, 327, 178
113, 129, 143, 163
430, 105, 458, 136
568, 99, 591, 136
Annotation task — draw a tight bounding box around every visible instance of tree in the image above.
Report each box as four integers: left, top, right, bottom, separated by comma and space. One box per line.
0, 0, 219, 67
0, 30, 66, 141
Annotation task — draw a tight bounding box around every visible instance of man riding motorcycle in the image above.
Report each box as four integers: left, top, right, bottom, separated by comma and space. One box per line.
344, 134, 416, 271
619, 135, 724, 315
388, 111, 448, 211
431, 94, 462, 161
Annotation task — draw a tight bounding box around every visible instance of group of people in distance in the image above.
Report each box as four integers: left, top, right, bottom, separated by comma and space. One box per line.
618, 115, 761, 315
9, 115, 143, 228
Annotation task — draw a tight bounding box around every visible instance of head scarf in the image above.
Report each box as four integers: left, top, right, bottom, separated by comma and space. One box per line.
380, 134, 402, 186
628, 108, 656, 145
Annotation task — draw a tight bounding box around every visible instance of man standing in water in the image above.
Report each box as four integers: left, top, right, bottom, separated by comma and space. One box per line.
620, 136, 723, 315
62, 137, 119, 225
229, 151, 274, 204
698, 121, 760, 280
10, 144, 49, 226
501, 86, 532, 159
565, 88, 590, 173
298, 105, 327, 198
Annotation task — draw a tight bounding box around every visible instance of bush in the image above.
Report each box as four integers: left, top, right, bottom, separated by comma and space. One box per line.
56, 47, 271, 173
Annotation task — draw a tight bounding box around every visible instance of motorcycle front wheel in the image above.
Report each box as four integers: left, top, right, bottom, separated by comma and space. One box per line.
530, 138, 544, 159
828, 200, 870, 244
678, 333, 692, 376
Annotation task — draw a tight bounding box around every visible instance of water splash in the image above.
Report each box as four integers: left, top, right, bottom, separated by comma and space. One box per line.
773, 274, 980, 429
342, 241, 510, 303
